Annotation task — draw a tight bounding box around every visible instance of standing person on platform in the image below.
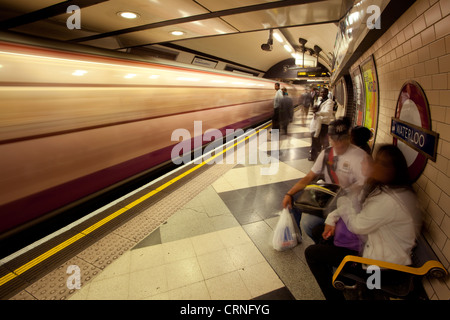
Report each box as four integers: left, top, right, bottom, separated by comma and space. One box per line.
299, 87, 314, 125
271, 82, 283, 135
311, 87, 318, 105
315, 88, 335, 151
280, 87, 293, 134
309, 105, 322, 161
282, 118, 368, 241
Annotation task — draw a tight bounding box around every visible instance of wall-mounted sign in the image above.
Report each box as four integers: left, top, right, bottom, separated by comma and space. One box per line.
192, 56, 218, 68
359, 55, 379, 150
391, 80, 438, 182
351, 66, 365, 127
391, 118, 438, 161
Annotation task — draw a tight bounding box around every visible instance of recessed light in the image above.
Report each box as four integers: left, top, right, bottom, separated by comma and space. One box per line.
118, 11, 139, 19
171, 31, 185, 36
72, 70, 87, 76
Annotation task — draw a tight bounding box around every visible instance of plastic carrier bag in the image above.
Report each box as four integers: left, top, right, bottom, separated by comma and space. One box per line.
272, 208, 300, 251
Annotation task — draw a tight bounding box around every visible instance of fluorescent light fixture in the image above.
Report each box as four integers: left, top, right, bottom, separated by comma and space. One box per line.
284, 44, 292, 53
171, 31, 185, 36
118, 12, 139, 19
273, 32, 283, 43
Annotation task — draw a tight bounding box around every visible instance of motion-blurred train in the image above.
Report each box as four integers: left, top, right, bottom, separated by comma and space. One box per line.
0, 32, 300, 238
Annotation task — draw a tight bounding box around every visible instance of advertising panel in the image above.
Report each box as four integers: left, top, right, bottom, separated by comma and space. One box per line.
351, 67, 365, 127
359, 55, 379, 149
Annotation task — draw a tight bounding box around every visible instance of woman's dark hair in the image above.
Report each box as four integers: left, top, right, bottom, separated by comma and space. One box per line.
375, 144, 411, 186
351, 126, 373, 154
362, 144, 411, 201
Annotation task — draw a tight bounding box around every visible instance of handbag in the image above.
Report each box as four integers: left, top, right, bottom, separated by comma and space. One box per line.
333, 218, 361, 252
293, 182, 341, 218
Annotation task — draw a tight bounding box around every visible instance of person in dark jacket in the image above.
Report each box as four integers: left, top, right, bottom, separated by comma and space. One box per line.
280, 87, 293, 134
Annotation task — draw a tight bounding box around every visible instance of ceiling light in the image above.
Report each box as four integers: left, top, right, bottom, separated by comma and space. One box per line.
171, 31, 185, 36
273, 32, 283, 43
118, 12, 139, 19
284, 44, 293, 53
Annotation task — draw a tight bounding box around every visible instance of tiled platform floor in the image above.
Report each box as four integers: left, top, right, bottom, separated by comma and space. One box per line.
70, 110, 325, 300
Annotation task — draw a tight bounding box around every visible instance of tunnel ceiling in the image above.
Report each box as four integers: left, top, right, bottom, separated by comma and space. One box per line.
1, 0, 414, 83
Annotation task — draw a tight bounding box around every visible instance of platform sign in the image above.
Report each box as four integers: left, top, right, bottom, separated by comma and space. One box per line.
391, 118, 438, 161
192, 56, 218, 68
392, 80, 438, 182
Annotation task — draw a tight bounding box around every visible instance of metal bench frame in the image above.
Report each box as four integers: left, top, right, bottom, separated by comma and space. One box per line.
332, 235, 448, 299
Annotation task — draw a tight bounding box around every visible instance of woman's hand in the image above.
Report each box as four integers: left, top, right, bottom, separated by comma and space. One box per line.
322, 224, 335, 239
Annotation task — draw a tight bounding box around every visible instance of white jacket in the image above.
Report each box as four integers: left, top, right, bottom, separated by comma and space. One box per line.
316, 98, 335, 125
274, 89, 283, 109
325, 186, 422, 266
310, 113, 322, 137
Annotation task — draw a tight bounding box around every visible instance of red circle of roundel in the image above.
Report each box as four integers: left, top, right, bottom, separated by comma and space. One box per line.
393, 80, 430, 183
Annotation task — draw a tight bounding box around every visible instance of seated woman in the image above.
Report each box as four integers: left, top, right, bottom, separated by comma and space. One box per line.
304, 144, 422, 300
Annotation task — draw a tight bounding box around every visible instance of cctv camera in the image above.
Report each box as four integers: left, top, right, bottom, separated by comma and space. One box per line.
261, 43, 273, 51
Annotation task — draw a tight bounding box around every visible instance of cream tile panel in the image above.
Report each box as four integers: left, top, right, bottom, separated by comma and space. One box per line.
128, 265, 167, 299
165, 257, 204, 291
211, 161, 306, 192
238, 261, 284, 298
259, 137, 310, 151
205, 271, 252, 300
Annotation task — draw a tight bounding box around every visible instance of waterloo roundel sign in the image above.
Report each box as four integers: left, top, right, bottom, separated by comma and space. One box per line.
391, 81, 439, 182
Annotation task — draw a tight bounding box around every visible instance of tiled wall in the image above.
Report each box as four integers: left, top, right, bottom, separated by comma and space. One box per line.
350, 0, 450, 299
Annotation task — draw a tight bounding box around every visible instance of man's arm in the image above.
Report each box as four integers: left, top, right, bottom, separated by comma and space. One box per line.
282, 170, 317, 208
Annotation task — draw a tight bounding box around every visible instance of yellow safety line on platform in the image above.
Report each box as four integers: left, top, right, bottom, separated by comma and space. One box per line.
0, 124, 271, 288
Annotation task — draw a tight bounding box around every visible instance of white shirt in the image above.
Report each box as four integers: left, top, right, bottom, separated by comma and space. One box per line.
325, 186, 422, 265
311, 144, 367, 188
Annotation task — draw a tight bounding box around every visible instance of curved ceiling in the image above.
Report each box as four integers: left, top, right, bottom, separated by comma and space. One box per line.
0, 0, 354, 75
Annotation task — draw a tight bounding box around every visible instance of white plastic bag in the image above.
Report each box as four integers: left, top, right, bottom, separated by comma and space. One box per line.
272, 208, 300, 251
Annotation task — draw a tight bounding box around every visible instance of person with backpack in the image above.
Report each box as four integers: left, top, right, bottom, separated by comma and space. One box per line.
282, 117, 369, 241
304, 144, 422, 300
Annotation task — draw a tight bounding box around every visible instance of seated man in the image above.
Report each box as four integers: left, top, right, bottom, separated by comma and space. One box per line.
282, 117, 369, 242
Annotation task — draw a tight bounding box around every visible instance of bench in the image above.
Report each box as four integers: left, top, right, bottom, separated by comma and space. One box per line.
331, 234, 448, 299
